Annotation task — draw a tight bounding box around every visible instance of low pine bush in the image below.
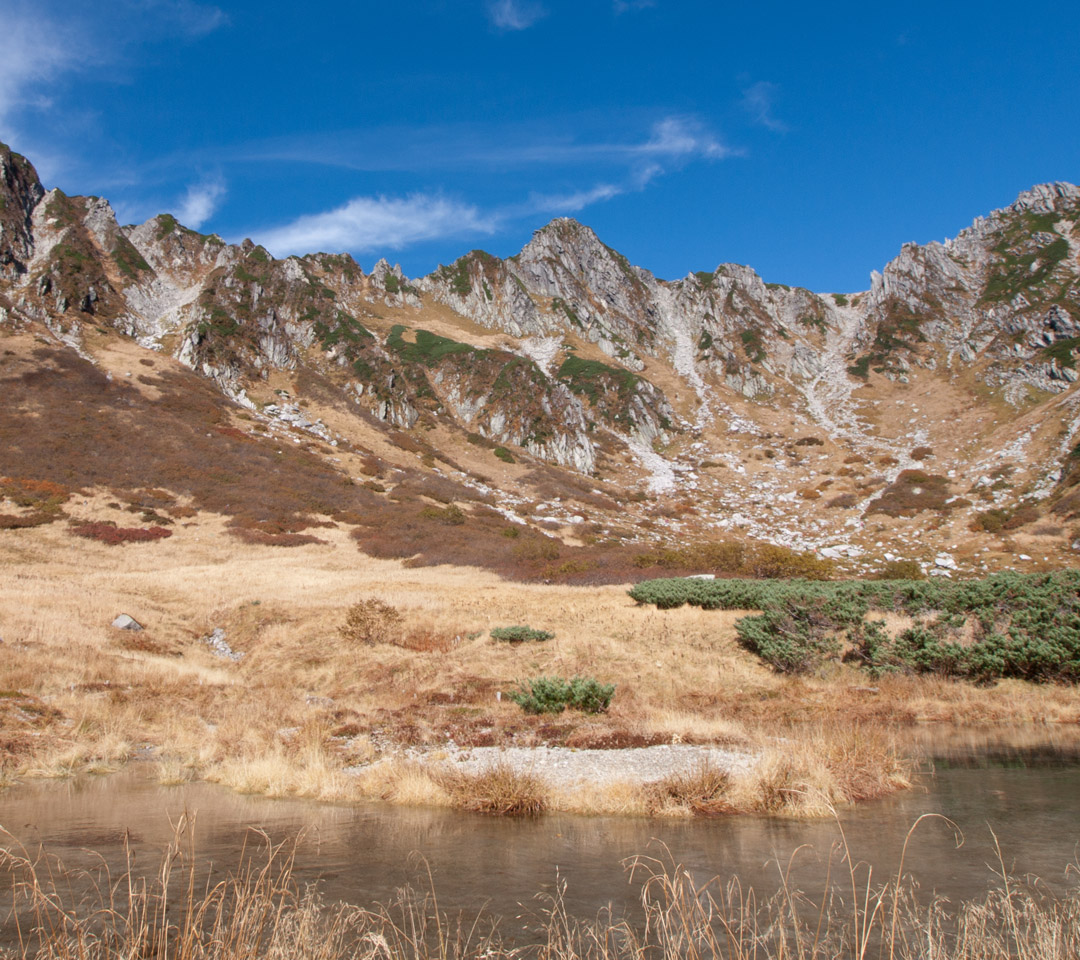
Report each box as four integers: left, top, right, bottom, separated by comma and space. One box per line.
735, 599, 846, 675
490, 625, 554, 643
507, 676, 615, 714
631, 571, 1080, 682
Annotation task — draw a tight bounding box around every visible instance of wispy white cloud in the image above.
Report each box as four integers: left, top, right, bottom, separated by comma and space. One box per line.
635, 116, 730, 160
0, 3, 87, 131
176, 177, 226, 228
250, 114, 733, 256
740, 80, 788, 132
257, 193, 498, 257
523, 182, 624, 215
488, 0, 547, 31
237, 115, 732, 174
0, 0, 225, 148
129, 0, 227, 36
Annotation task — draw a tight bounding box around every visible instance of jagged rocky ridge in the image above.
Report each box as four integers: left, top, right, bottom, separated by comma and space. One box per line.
423, 186, 1080, 406
3, 139, 1080, 544
0, 147, 687, 473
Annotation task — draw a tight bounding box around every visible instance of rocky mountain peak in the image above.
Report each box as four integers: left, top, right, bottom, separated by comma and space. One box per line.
1008, 181, 1080, 215
517, 216, 645, 287
370, 257, 404, 283
0, 141, 46, 278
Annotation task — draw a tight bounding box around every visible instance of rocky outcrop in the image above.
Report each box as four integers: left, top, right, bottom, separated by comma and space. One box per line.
0, 144, 44, 279
419, 250, 551, 337
856, 182, 1080, 389
434, 351, 597, 471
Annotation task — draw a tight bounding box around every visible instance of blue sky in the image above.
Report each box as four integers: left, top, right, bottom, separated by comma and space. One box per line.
2, 0, 1078, 292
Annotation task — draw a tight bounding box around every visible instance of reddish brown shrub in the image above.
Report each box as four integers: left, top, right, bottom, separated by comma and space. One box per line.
214, 425, 251, 442
70, 522, 172, 545
228, 529, 327, 546
387, 430, 425, 455
826, 493, 859, 509
395, 627, 459, 653
0, 476, 71, 528
1002, 504, 1039, 530
0, 512, 57, 529
865, 470, 952, 517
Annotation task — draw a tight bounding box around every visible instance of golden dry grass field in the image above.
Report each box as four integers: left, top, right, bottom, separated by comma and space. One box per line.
1, 508, 1078, 817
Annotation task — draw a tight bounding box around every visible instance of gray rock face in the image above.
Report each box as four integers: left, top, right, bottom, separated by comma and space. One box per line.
418, 252, 551, 336
0, 144, 45, 279
370, 258, 422, 308
201, 627, 243, 661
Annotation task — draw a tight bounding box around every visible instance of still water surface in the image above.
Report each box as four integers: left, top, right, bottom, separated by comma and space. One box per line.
1, 730, 1078, 926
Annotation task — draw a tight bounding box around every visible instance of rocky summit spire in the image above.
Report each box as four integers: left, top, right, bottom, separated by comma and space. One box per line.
0, 143, 45, 279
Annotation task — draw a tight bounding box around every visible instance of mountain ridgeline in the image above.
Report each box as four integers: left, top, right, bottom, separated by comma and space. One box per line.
4, 138, 1080, 575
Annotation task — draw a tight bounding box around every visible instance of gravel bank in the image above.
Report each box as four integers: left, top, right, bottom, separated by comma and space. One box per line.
433, 744, 759, 787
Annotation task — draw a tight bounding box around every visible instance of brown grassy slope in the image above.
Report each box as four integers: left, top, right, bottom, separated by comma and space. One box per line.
0, 340, 375, 522
0, 333, 650, 579
3, 330, 837, 583
0, 514, 1077, 815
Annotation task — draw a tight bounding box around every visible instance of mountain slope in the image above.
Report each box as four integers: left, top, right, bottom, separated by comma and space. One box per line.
3, 140, 1080, 578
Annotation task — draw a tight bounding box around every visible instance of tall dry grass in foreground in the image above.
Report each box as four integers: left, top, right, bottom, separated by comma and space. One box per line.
2, 816, 1077, 960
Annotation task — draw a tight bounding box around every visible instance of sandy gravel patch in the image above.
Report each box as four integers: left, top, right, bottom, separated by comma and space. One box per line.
430, 744, 759, 787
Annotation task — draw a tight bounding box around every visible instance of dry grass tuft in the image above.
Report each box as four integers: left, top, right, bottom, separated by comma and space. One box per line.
339, 598, 404, 645
438, 761, 548, 815
646, 763, 732, 816
736, 726, 912, 816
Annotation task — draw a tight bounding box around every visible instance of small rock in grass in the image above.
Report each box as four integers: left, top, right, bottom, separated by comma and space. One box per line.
201, 627, 244, 661
111, 614, 143, 631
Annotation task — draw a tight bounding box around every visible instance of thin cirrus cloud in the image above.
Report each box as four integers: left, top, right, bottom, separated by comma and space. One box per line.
523, 182, 624, 215
0, 1, 225, 127
739, 80, 788, 133
637, 116, 730, 160
257, 194, 499, 258
488, 0, 547, 31
0, 0, 225, 185
238, 115, 730, 174
463, 115, 730, 166
131, 0, 227, 37
0, 4, 86, 129
252, 115, 730, 257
